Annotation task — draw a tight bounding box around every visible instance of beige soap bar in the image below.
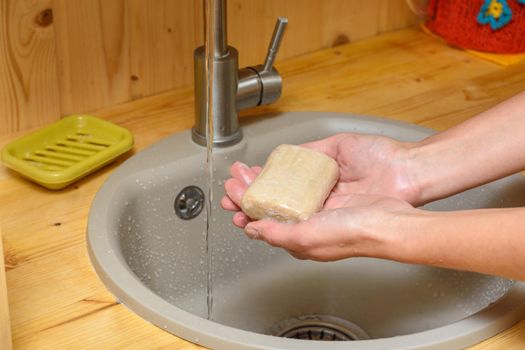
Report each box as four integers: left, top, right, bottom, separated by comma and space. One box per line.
241, 144, 339, 222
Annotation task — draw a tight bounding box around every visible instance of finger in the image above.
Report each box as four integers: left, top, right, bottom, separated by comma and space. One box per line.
233, 211, 251, 228
220, 195, 240, 211
244, 219, 298, 249
224, 178, 248, 207
230, 162, 259, 186
288, 250, 308, 260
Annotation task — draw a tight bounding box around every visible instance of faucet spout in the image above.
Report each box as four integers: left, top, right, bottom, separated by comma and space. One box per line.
192, 0, 287, 147
192, 0, 240, 147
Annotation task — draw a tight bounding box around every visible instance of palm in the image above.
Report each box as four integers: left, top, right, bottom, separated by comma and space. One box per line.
286, 194, 413, 261
304, 134, 420, 208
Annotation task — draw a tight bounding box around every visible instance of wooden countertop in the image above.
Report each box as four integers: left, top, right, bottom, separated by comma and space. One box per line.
2, 27, 525, 349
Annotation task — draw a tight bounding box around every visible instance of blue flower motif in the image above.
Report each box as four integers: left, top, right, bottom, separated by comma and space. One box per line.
477, 0, 513, 30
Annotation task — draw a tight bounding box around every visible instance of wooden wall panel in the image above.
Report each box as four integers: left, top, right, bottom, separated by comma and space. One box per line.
0, 0, 61, 135
0, 0, 417, 135
52, 0, 131, 115
229, 0, 323, 67
229, 0, 417, 67
128, 0, 200, 100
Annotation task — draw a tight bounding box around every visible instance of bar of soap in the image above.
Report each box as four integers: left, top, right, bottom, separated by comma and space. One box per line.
240, 144, 339, 222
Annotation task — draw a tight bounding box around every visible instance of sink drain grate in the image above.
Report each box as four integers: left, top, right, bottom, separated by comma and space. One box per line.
279, 324, 355, 341
273, 315, 369, 341
174, 186, 205, 220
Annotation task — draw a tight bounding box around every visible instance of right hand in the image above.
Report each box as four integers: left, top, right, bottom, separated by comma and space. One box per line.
301, 133, 422, 205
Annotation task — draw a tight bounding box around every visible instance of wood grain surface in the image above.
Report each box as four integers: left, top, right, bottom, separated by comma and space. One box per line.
0, 231, 13, 350
0, 0, 416, 136
2, 27, 525, 349
0, 0, 61, 136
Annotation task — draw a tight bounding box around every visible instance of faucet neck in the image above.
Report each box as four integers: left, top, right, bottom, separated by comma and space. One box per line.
206, 0, 228, 59
192, 0, 287, 147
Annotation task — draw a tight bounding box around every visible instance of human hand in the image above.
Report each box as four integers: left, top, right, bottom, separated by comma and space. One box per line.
300, 133, 421, 205
220, 134, 420, 262
221, 133, 422, 228
229, 184, 414, 261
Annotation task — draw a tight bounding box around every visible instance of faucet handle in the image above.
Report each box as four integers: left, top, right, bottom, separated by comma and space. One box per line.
263, 17, 288, 72
236, 17, 288, 110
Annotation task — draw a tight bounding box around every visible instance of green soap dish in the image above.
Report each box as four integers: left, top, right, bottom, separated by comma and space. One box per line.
1, 115, 133, 190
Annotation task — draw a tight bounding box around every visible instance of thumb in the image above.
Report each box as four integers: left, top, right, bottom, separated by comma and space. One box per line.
244, 219, 296, 248
301, 133, 347, 159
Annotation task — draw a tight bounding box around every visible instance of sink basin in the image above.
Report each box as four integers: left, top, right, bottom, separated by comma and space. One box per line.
87, 112, 525, 350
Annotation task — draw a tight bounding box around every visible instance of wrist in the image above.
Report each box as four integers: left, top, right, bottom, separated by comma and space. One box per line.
359, 205, 424, 261
394, 141, 427, 206
405, 142, 433, 205
405, 138, 461, 205
378, 208, 432, 264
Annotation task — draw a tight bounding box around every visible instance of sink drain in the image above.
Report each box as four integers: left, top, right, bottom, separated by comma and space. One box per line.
272, 315, 369, 341
174, 186, 205, 220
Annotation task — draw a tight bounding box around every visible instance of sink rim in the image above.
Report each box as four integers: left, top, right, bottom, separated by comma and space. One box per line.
87, 111, 525, 350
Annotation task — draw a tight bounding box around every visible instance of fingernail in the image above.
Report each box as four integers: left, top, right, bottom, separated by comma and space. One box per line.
244, 225, 259, 240
234, 161, 248, 168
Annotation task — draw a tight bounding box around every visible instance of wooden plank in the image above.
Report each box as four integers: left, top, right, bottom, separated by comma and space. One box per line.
52, 0, 131, 115
2, 28, 525, 349
0, 230, 12, 350
127, 0, 198, 100
0, 0, 61, 136
241, 28, 508, 129
229, 0, 417, 67
228, 0, 323, 67
2, 0, 416, 130
8, 246, 196, 349
469, 320, 525, 350
379, 0, 420, 33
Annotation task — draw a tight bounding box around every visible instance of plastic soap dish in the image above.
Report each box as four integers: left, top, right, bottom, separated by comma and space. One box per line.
1, 115, 133, 190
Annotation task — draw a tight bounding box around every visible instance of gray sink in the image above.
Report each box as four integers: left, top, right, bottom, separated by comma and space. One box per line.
87, 112, 525, 350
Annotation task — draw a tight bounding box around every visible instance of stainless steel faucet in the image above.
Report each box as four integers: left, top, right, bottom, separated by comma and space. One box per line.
192, 0, 288, 147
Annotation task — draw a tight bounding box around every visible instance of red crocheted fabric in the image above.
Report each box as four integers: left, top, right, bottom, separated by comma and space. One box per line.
426, 0, 525, 53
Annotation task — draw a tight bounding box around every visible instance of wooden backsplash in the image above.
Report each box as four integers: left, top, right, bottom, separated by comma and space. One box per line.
0, 0, 417, 136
